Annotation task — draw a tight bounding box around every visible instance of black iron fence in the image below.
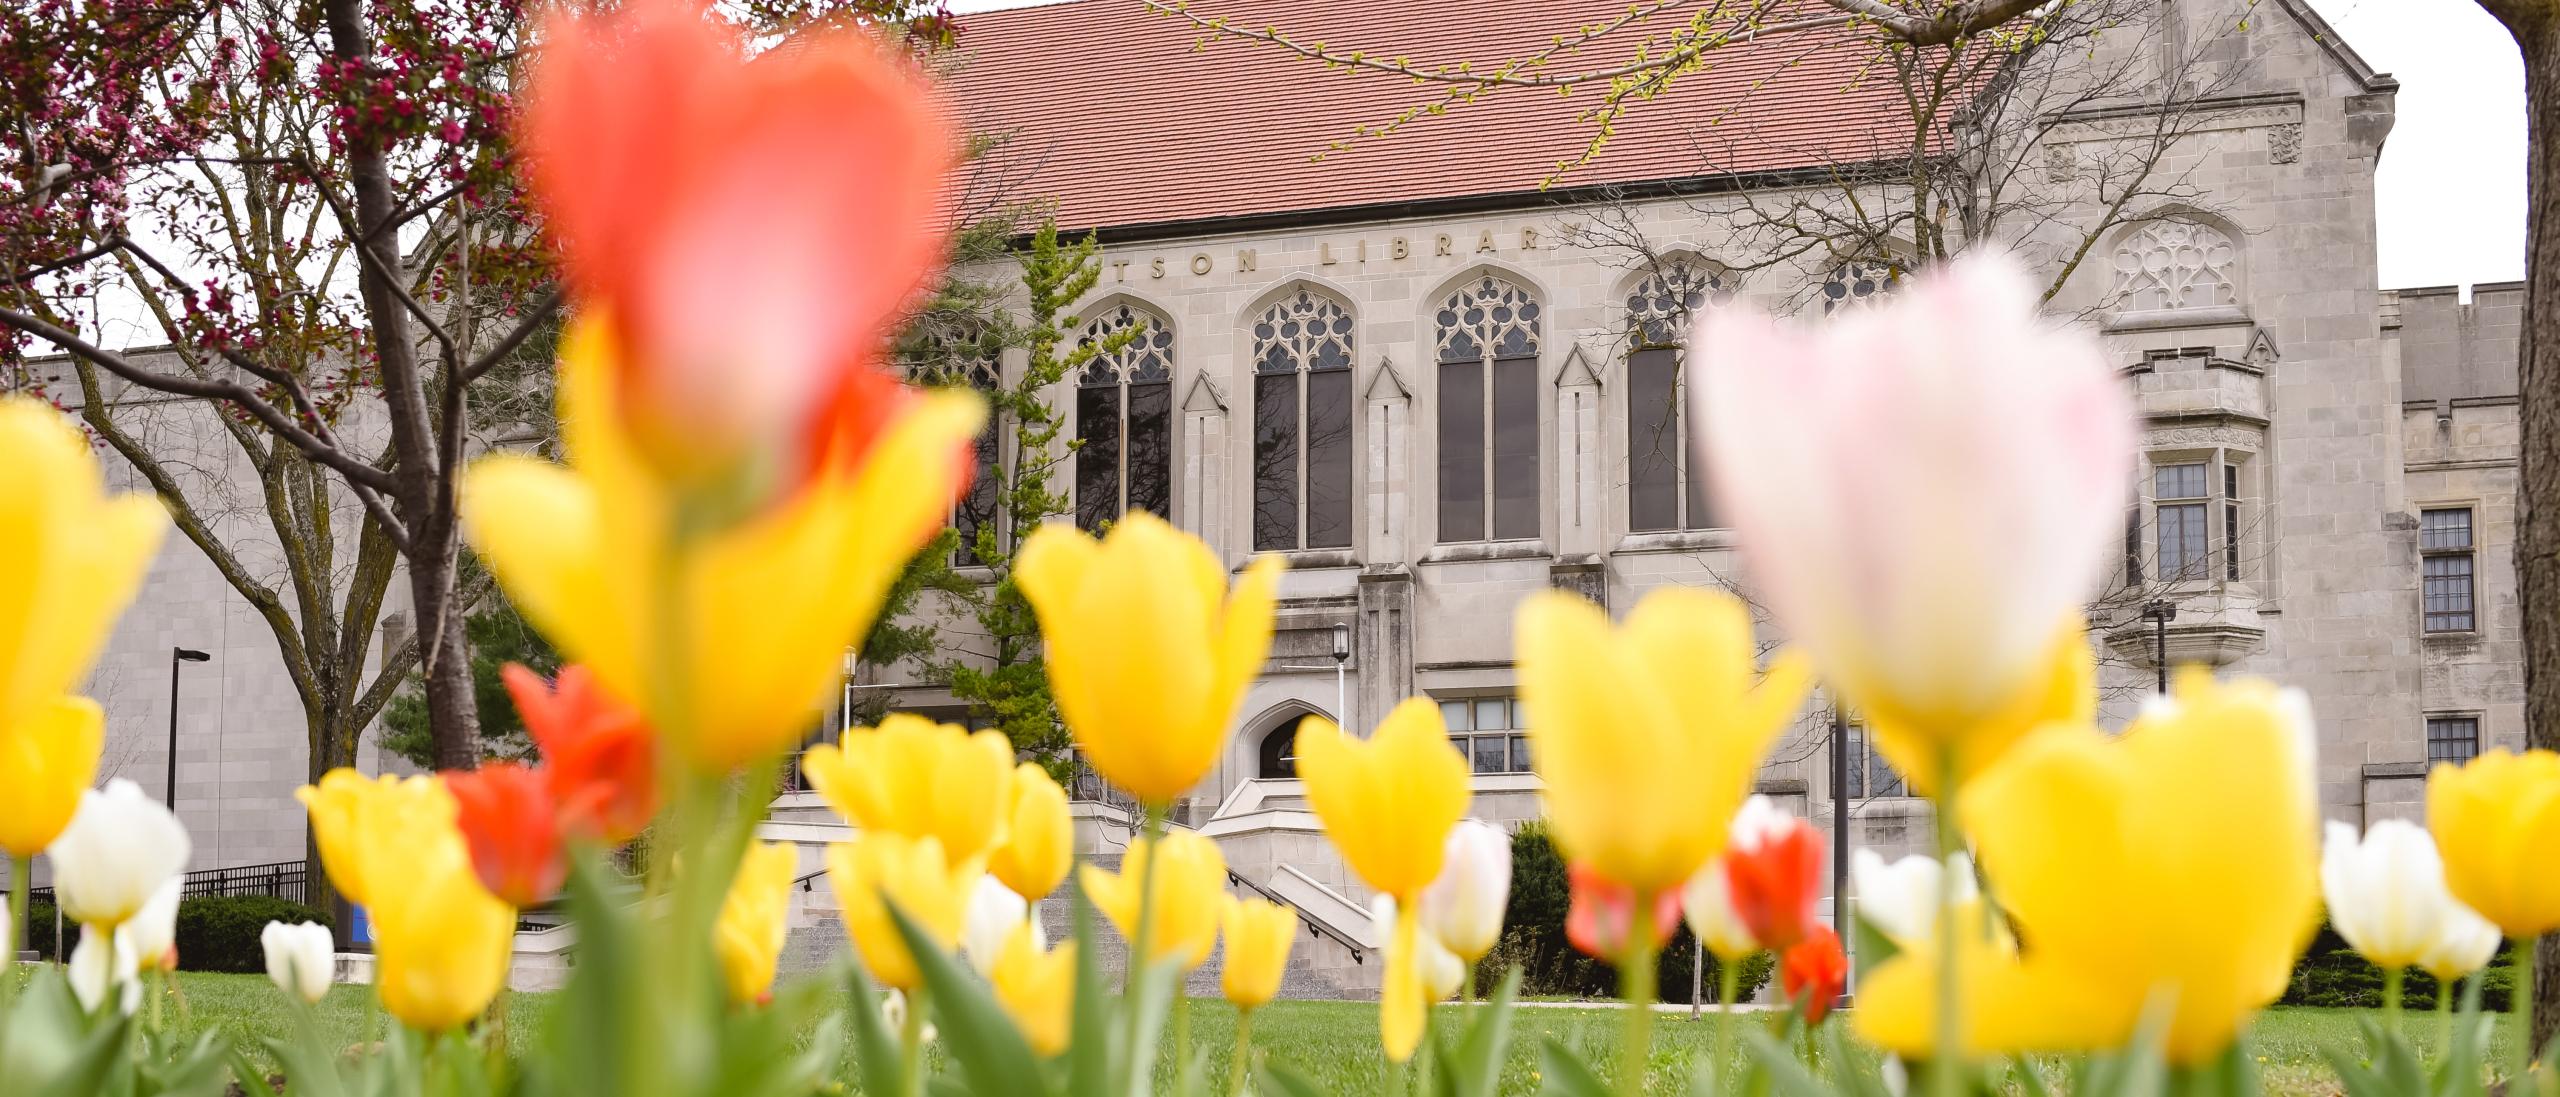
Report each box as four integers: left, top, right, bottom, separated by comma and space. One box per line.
28, 858, 309, 909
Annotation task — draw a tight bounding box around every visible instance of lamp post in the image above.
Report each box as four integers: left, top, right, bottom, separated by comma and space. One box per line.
168, 647, 211, 808
1329, 623, 1351, 731
2141, 599, 2177, 695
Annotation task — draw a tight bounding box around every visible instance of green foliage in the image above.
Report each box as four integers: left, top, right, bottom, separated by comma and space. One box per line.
2281, 920, 2514, 1010
1484, 820, 1774, 1002
22, 898, 58, 958
937, 219, 1130, 769
380, 566, 558, 768
173, 896, 332, 974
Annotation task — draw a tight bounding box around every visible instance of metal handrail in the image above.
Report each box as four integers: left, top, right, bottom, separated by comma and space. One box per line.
1225, 868, 1366, 964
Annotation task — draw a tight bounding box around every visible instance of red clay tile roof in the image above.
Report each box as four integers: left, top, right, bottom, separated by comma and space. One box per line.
944, 0, 1914, 236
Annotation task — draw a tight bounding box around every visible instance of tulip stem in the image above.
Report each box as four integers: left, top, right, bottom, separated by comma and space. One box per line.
1929, 744, 1963, 1097
1617, 903, 1659, 1097
1124, 803, 1168, 1097
1228, 1009, 1254, 1097
1714, 959, 1742, 1094
5, 854, 25, 1007
2384, 966, 2404, 1034
899, 982, 930, 1097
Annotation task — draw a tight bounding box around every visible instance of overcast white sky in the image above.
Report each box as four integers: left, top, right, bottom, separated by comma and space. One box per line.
951, 0, 2526, 291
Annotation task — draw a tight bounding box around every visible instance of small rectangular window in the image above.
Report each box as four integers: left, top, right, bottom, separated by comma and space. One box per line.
2421, 508, 2477, 633
1841, 726, 1907, 800
2222, 461, 2243, 582
1441, 695, 1531, 774
1439, 700, 1472, 733
2426, 716, 2480, 764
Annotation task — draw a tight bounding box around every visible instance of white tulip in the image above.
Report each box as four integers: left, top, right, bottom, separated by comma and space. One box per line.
122, 878, 182, 972
1418, 820, 1510, 965
2416, 899, 2503, 986
1850, 849, 1980, 953
2322, 819, 2452, 970
1680, 856, 1757, 962
261, 921, 335, 1004
47, 779, 190, 928
1370, 893, 1466, 1002
960, 873, 1033, 976
1694, 254, 2135, 738
67, 923, 141, 1015
881, 988, 936, 1043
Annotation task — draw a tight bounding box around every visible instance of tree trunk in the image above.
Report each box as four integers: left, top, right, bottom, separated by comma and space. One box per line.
415, 555, 483, 771
2478, 2, 2560, 1052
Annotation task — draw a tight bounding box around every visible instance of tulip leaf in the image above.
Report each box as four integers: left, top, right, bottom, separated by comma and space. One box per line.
1536, 1034, 1612, 1097
2167, 1039, 2261, 1097
260, 996, 352, 1097
16, 977, 131, 1097
546, 852, 643, 1097
1432, 966, 1522, 1097
888, 899, 1051, 1097
1850, 915, 1902, 978
842, 962, 908, 1097
1818, 1024, 1894, 1097
2012, 1056, 2061, 1097
1740, 1028, 1829, 1097
1255, 1058, 1334, 1097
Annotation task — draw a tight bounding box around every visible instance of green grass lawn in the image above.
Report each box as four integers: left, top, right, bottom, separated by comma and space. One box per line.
168, 971, 2514, 1094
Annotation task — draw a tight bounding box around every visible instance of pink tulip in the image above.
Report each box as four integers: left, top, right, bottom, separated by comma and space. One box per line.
1691, 254, 2134, 747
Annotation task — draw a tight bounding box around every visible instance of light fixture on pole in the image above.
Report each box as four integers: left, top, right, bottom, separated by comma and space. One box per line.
1330, 623, 1351, 731
2141, 599, 2177, 695
168, 647, 211, 808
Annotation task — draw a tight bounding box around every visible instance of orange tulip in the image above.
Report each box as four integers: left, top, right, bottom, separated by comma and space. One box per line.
1565, 862, 1681, 960
518, 0, 954, 479
504, 663, 658, 843
1780, 925, 1848, 1023
1721, 797, 1825, 952
442, 762, 565, 908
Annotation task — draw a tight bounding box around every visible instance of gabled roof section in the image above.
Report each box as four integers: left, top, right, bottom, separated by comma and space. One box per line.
945, 0, 1918, 237
2270, 0, 2395, 93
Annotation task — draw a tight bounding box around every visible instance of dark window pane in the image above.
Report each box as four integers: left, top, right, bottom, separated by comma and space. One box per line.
955, 422, 1001, 566
2421, 508, 2474, 551
1075, 384, 1121, 531
1508, 734, 1530, 773
1253, 372, 1301, 551
2424, 554, 2476, 632
1125, 380, 1172, 519
2427, 717, 2480, 763
1628, 347, 1679, 532
1490, 355, 1539, 540
1305, 368, 1355, 548
1438, 360, 1484, 542
2225, 500, 2242, 581
2159, 502, 2207, 578
1472, 735, 1506, 774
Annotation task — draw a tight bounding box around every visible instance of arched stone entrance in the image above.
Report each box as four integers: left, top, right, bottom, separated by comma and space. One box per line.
1245, 702, 1333, 780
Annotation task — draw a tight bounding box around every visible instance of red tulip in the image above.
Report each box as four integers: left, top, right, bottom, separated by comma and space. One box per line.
1565, 861, 1683, 961
1779, 924, 1848, 1024
1723, 797, 1825, 951
503, 664, 658, 843
518, 0, 956, 477
443, 762, 566, 908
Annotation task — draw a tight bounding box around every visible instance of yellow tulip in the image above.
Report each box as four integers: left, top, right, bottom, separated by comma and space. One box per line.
2428, 748, 2560, 937
300, 769, 513, 1032
459, 319, 984, 771
370, 846, 516, 1033
1854, 672, 2320, 1064
1079, 830, 1225, 970
1220, 895, 1296, 1012
1296, 699, 1470, 898
1015, 514, 1281, 804
1866, 619, 2093, 798
1516, 587, 1812, 895
990, 922, 1075, 1057
0, 696, 104, 858
803, 715, 1015, 865
825, 833, 980, 991
715, 841, 800, 1006
0, 399, 166, 741
296, 770, 465, 909
988, 763, 1073, 902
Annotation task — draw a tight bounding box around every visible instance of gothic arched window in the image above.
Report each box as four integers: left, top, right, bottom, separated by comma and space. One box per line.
1073, 305, 1173, 531
1821, 259, 1900, 313
1625, 261, 1726, 532
2110, 220, 2240, 311
953, 361, 1004, 566
1252, 289, 1356, 551
1435, 275, 1542, 542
